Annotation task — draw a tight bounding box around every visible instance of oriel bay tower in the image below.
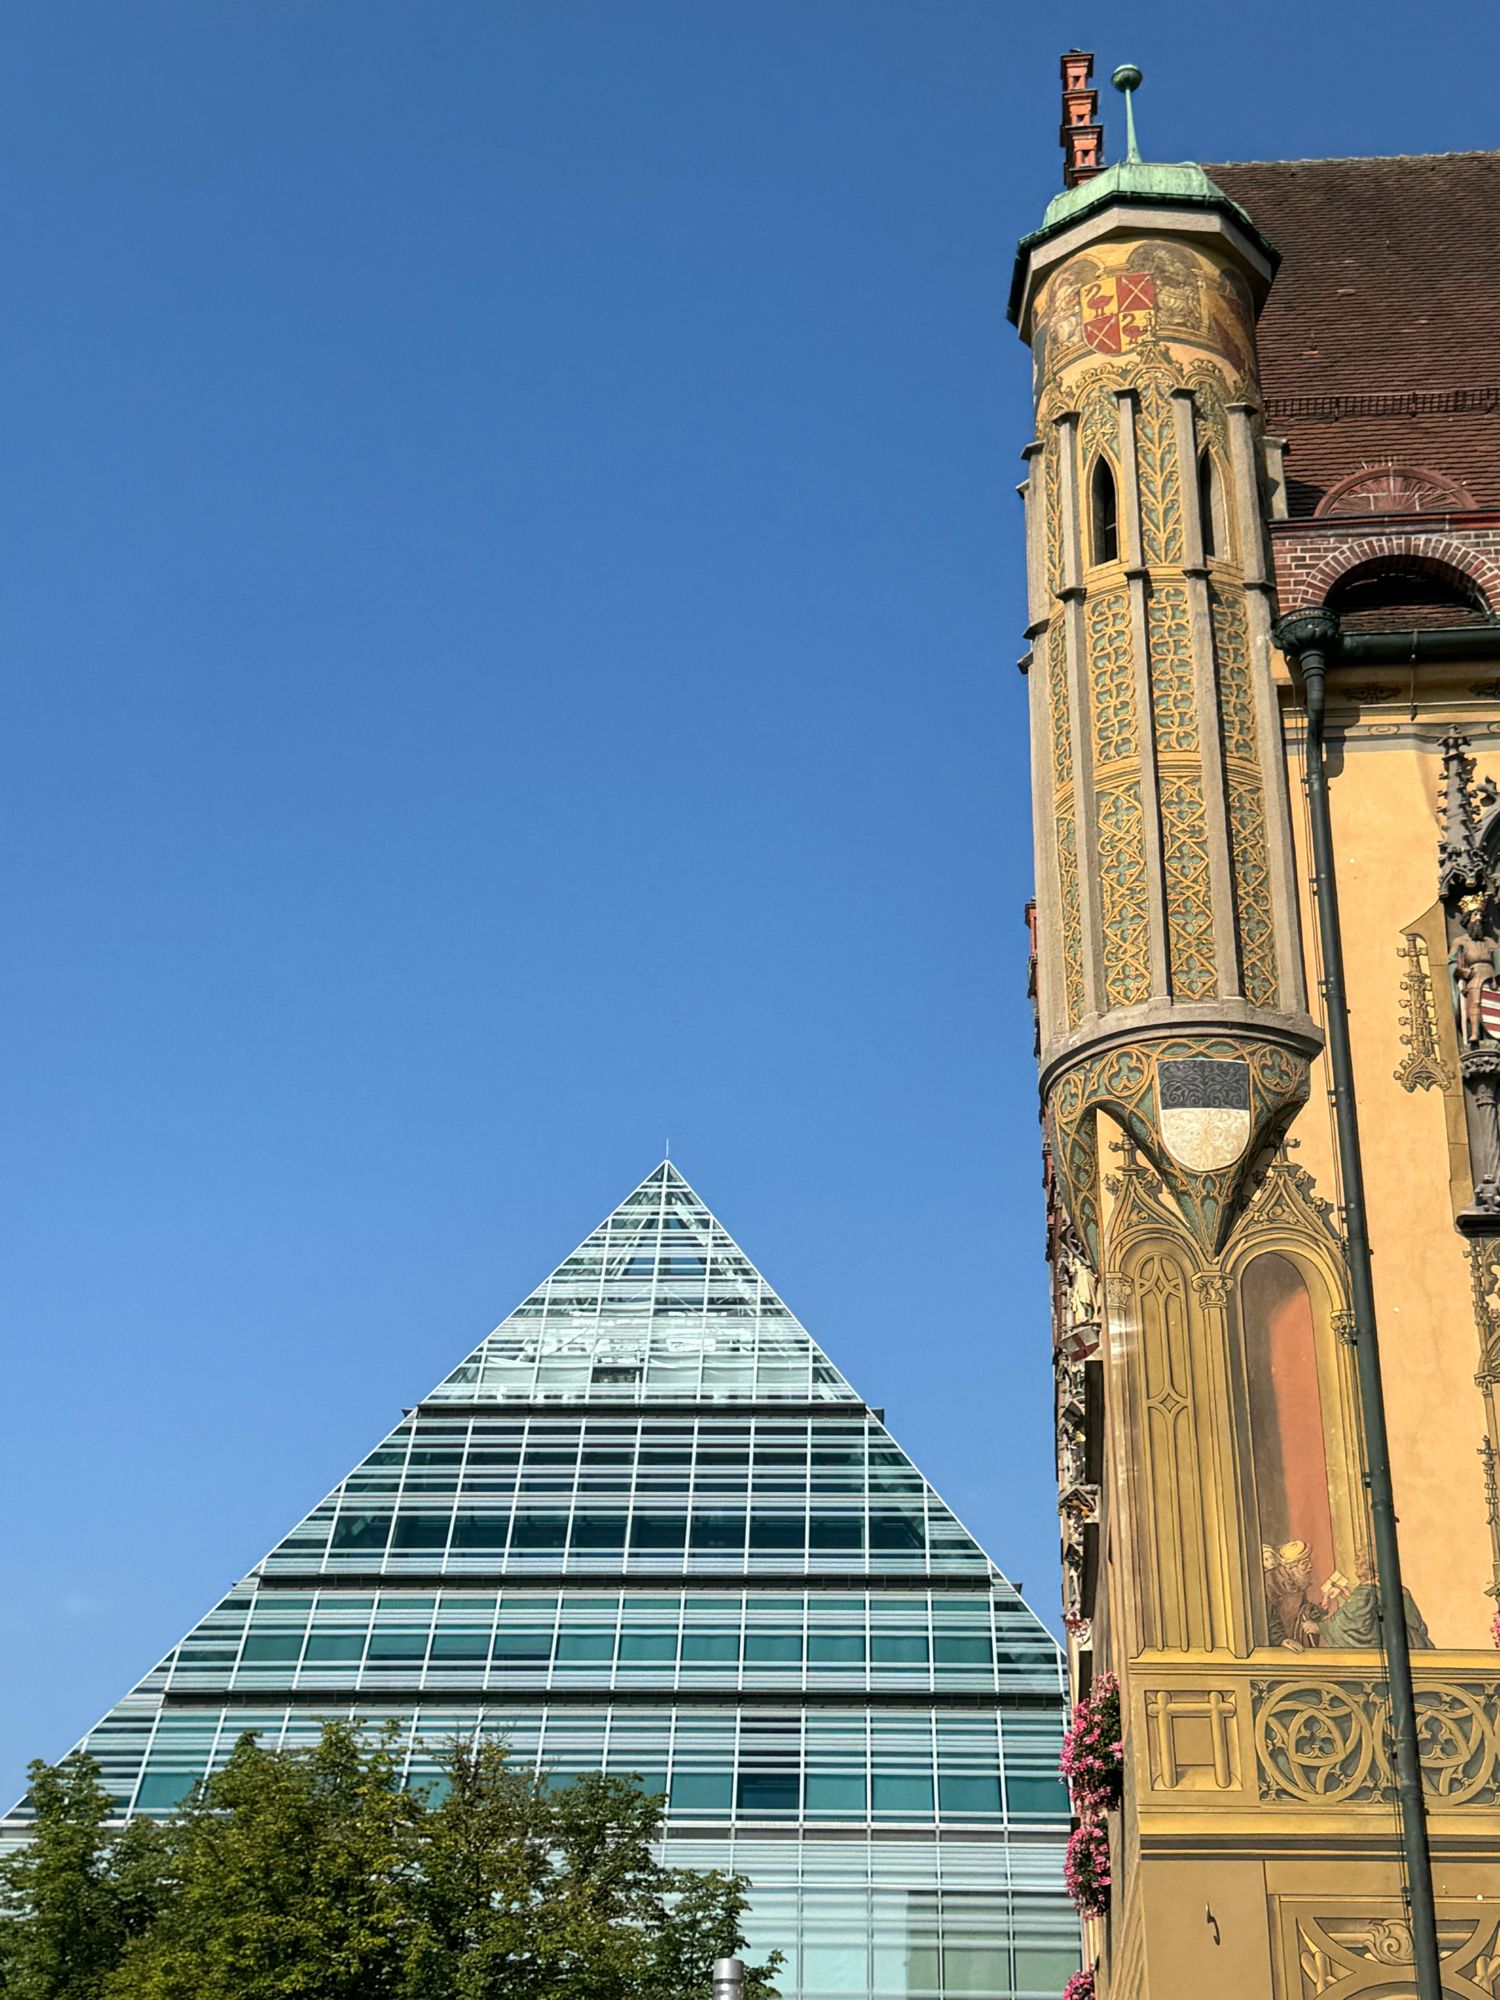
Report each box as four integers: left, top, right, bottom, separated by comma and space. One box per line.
1012, 54, 1500, 2000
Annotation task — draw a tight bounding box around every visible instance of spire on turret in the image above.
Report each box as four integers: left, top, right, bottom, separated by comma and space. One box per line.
1110, 63, 1143, 163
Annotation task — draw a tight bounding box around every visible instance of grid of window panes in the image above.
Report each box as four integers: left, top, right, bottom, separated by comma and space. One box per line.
157, 1586, 1064, 1697
75, 1700, 1069, 1829
665, 1836, 1080, 2000
4, 1166, 1078, 1997
265, 1413, 991, 1577
430, 1167, 861, 1406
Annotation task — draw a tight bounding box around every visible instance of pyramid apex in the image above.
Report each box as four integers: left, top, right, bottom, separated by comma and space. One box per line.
426, 1156, 865, 1409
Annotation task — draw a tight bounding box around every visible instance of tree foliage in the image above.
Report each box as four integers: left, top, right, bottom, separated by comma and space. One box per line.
0, 1727, 780, 2000
0, 1757, 164, 2000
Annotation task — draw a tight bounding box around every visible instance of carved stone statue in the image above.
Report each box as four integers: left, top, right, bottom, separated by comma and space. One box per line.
1449, 894, 1500, 1045
1434, 735, 1500, 1216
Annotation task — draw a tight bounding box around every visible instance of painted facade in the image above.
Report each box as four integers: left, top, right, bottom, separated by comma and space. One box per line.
1014, 58, 1500, 2000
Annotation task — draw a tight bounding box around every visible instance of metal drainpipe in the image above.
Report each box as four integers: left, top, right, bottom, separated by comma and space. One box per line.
1272, 608, 1441, 2000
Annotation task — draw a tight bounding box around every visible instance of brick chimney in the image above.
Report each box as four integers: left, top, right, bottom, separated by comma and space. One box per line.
1059, 50, 1102, 188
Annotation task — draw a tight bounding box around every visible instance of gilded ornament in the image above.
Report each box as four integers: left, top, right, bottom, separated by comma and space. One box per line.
1056, 811, 1084, 1026
1293, 1910, 1500, 2000
1159, 774, 1217, 998
1395, 931, 1455, 1092
1096, 782, 1151, 1005
1146, 582, 1197, 752
1077, 378, 1120, 472
1211, 585, 1279, 1004
1133, 371, 1184, 565
1086, 590, 1135, 764
1046, 603, 1083, 1027
1184, 361, 1231, 457
1044, 425, 1065, 598
1046, 1032, 1310, 1255
1230, 778, 1279, 1006
1189, 1269, 1231, 1307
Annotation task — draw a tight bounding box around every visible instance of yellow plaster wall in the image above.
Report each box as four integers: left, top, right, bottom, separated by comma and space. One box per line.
1137, 1855, 1273, 1997
1280, 692, 1499, 1646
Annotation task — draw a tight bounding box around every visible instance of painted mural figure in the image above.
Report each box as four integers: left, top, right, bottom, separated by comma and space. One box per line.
1262, 1541, 1326, 1649
1262, 1543, 1433, 1650
1448, 894, 1500, 1044
1321, 1555, 1434, 1650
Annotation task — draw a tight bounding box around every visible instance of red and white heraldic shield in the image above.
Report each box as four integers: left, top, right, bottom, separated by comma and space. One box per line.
1080, 271, 1157, 354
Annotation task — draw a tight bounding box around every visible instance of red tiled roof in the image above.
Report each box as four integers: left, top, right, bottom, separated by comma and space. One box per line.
1210, 153, 1500, 516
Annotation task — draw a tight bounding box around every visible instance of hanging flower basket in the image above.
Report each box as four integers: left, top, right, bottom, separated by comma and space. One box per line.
1064, 1818, 1112, 1919
1062, 1970, 1096, 2000
1060, 1671, 1123, 1816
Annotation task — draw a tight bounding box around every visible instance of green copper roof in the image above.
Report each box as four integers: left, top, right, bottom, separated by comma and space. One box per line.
1007, 156, 1279, 326
1038, 156, 1242, 231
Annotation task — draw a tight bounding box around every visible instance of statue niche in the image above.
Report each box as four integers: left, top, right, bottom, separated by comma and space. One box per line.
1437, 732, 1500, 1218
1450, 894, 1500, 1050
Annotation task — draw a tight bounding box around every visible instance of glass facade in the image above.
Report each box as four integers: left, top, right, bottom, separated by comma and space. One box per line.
4, 1164, 1077, 1996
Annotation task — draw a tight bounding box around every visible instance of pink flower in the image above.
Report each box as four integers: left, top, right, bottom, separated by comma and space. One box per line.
1060, 1672, 1123, 1819
1064, 1819, 1112, 1918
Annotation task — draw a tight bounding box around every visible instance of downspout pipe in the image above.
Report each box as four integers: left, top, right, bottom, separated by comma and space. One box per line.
1273, 608, 1441, 2000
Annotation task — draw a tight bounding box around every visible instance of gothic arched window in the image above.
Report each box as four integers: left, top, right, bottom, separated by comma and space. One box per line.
1241, 1252, 1336, 1646
1089, 457, 1118, 566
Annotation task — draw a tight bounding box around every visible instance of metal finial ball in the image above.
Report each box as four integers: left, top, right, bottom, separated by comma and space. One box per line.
1111, 63, 1143, 92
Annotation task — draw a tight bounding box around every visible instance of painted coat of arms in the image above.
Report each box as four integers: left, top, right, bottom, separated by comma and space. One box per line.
1080, 272, 1157, 353
1157, 1057, 1251, 1173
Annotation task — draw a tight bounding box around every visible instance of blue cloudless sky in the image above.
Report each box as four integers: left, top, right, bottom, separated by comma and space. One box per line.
3, 0, 1496, 1802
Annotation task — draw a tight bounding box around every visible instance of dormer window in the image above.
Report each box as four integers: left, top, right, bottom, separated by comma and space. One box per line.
1327, 555, 1489, 633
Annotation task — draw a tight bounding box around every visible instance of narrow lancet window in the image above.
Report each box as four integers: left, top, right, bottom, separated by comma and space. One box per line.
1197, 449, 1218, 558
1090, 457, 1118, 566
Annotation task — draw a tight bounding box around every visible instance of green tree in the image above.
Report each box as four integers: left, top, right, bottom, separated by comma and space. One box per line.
0, 1754, 164, 2000
400, 1743, 779, 2000
107, 1725, 418, 2000
4, 1726, 778, 2000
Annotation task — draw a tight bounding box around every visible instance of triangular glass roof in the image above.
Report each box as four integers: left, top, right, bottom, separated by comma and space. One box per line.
427, 1162, 861, 1406
254, 1162, 1000, 1583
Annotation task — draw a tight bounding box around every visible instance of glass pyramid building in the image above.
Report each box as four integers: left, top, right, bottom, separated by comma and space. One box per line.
6, 1163, 1077, 1998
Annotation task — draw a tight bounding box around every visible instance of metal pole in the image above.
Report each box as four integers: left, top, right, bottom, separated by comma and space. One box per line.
1273, 607, 1441, 2000
713, 1957, 747, 2000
